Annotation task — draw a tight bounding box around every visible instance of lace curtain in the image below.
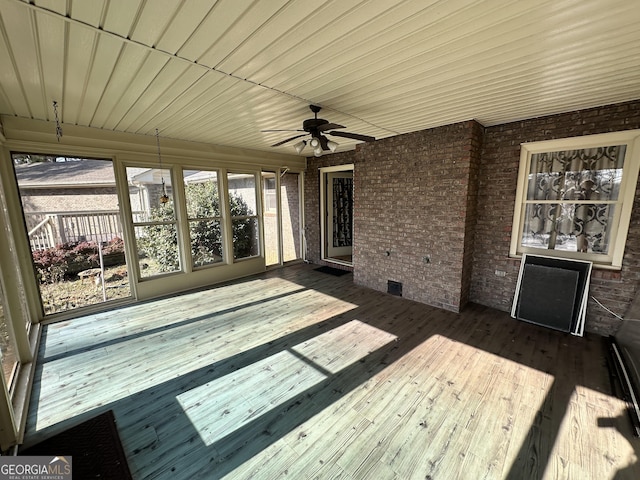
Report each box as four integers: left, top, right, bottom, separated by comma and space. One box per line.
522, 145, 626, 254
332, 177, 353, 247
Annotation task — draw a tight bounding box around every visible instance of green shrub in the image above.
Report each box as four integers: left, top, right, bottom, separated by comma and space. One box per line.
31, 237, 125, 283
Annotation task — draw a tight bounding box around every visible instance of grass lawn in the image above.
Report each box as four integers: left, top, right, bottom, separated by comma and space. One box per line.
40, 265, 131, 315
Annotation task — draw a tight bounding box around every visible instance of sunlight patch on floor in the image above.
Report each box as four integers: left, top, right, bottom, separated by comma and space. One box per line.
540, 385, 638, 480
292, 320, 398, 374
177, 320, 397, 446
32, 280, 359, 431
40, 276, 308, 359
177, 350, 327, 446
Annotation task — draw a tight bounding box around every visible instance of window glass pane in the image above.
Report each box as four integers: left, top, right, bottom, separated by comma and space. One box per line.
128, 165, 180, 277
0, 279, 18, 387
521, 203, 615, 254
527, 145, 625, 201
232, 218, 259, 259
228, 172, 259, 260
228, 173, 257, 215
190, 220, 223, 267
134, 224, 180, 277
183, 170, 220, 218
128, 167, 174, 222
262, 173, 279, 266
183, 170, 223, 268
264, 177, 277, 212
14, 155, 132, 315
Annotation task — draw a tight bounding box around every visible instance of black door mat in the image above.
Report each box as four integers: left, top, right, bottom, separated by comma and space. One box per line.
20, 410, 133, 480
315, 266, 351, 276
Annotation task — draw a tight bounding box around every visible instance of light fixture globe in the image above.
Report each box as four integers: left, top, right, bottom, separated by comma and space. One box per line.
327, 140, 338, 152
294, 140, 306, 154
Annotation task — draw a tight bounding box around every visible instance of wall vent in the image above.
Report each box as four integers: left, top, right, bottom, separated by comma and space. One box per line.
387, 280, 402, 296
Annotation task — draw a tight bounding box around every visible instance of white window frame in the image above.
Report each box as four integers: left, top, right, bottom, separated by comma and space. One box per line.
182, 168, 225, 269
510, 129, 640, 269
227, 171, 261, 261
262, 176, 278, 214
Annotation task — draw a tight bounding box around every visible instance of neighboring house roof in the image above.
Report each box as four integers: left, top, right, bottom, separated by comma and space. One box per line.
14, 160, 117, 188
14, 161, 158, 188
14, 161, 239, 189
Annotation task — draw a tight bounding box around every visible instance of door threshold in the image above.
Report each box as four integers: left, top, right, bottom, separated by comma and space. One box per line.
323, 258, 353, 268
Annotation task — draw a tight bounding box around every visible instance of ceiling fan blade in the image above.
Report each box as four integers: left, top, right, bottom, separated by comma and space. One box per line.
271, 134, 307, 147
328, 131, 375, 142
320, 135, 329, 151
318, 122, 346, 132
261, 129, 305, 132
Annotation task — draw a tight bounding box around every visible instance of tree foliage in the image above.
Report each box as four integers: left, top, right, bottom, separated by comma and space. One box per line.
139, 181, 256, 272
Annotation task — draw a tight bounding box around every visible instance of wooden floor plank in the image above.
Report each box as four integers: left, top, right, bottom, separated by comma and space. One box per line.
22, 264, 640, 479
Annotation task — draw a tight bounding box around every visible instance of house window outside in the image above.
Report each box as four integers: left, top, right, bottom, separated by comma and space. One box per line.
227, 172, 260, 260
183, 170, 224, 268
511, 130, 640, 268
263, 177, 277, 213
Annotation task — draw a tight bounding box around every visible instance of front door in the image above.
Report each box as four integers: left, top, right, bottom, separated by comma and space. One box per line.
323, 169, 353, 264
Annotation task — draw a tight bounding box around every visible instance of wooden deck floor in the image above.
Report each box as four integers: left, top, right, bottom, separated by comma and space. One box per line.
24, 264, 640, 479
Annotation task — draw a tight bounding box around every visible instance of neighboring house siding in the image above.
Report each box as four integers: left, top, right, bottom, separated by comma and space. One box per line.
20, 187, 118, 213
228, 176, 258, 215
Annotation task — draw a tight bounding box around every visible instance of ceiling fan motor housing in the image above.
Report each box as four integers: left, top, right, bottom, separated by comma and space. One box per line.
302, 118, 328, 132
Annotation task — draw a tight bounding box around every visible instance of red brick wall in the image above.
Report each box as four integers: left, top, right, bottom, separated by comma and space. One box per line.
303, 101, 640, 334
471, 100, 640, 335
461, 121, 484, 306
352, 121, 481, 311
303, 121, 484, 310
281, 172, 302, 262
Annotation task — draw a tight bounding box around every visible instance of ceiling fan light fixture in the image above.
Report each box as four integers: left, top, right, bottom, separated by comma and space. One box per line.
310, 137, 320, 148
327, 140, 338, 152
294, 140, 306, 154
313, 146, 323, 157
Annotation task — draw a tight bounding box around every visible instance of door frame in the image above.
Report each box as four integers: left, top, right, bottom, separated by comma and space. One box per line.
319, 164, 354, 266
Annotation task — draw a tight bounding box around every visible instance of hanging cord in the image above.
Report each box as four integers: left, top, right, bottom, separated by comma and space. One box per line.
155, 128, 169, 204
52, 100, 62, 141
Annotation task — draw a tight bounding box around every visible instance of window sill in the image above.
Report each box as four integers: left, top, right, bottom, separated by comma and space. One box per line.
508, 253, 623, 272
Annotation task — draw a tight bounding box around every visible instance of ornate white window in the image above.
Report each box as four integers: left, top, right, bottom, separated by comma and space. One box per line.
510, 130, 640, 268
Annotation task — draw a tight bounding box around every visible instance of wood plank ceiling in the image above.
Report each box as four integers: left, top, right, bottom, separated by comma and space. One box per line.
0, 0, 639, 155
